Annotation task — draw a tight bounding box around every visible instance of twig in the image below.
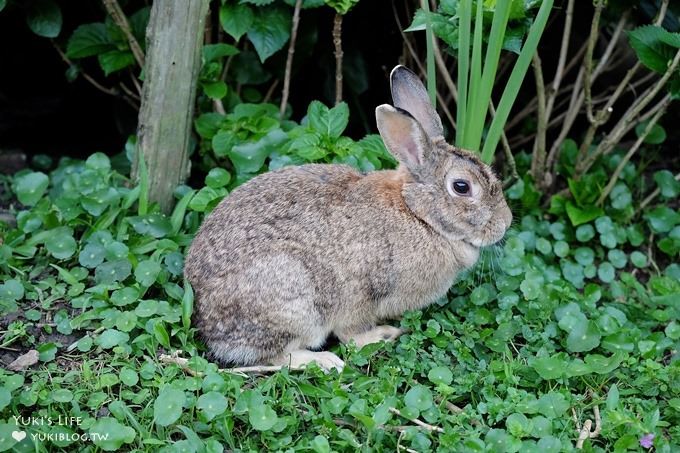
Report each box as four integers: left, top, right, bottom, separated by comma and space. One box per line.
159, 352, 304, 376
531, 53, 547, 186
546, 12, 628, 171
578, 47, 680, 175
263, 78, 280, 104
101, 0, 145, 68
433, 38, 457, 103
51, 41, 119, 97
489, 101, 518, 179
389, 407, 444, 433
333, 13, 344, 105
583, 0, 605, 124
545, 0, 574, 121
596, 98, 670, 205
573, 405, 601, 449
280, 0, 303, 117
637, 172, 680, 214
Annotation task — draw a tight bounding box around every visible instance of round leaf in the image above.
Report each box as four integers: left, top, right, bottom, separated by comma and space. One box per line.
154, 388, 186, 426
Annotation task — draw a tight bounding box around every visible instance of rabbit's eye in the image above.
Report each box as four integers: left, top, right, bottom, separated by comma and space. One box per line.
452, 180, 471, 196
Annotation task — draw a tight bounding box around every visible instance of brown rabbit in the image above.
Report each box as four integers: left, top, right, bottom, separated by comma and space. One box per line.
184, 66, 512, 371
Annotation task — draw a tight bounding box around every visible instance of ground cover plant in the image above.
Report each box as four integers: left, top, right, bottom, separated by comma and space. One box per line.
1, 0, 680, 452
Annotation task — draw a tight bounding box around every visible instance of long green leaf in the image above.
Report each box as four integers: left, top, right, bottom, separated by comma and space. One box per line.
421, 0, 437, 106
464, 0, 484, 148
137, 147, 149, 216
456, 0, 472, 147
467, 0, 512, 151
482, 0, 554, 162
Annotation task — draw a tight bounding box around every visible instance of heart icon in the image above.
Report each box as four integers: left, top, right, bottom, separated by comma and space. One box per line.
11, 431, 26, 442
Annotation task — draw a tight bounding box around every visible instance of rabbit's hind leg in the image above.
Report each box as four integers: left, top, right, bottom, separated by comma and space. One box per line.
336, 325, 403, 348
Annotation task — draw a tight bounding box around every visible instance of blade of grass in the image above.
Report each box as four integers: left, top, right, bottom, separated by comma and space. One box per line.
482, 0, 554, 163
467, 0, 511, 151
456, 0, 472, 147
137, 147, 149, 216
463, 0, 484, 149
421, 0, 437, 106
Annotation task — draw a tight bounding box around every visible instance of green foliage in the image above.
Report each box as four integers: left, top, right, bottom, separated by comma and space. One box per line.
194, 100, 395, 194
0, 135, 678, 450
406, 0, 554, 162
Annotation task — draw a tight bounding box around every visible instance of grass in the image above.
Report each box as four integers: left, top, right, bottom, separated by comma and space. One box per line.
0, 142, 679, 452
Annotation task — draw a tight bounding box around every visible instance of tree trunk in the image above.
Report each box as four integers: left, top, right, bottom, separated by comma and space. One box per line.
133, 0, 209, 213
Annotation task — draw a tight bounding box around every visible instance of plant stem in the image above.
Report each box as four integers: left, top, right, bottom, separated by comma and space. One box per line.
280, 0, 303, 117
464, 0, 484, 148
596, 98, 670, 206
531, 54, 547, 186
578, 47, 680, 175
481, 0, 554, 163
333, 13, 344, 105
101, 0, 145, 68
637, 172, 680, 214
456, 0, 472, 147
421, 0, 437, 106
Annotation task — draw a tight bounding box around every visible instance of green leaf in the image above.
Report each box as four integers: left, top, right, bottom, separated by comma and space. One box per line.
96, 329, 129, 349
635, 120, 666, 144
249, 404, 278, 431
307, 101, 349, 139
135, 260, 161, 287
0, 388, 11, 411
14, 171, 49, 206
598, 262, 616, 283
0, 279, 24, 302
247, 7, 291, 62
428, 366, 453, 385
45, 228, 77, 260
645, 206, 680, 233
566, 319, 601, 352
531, 355, 566, 380
653, 170, 680, 198
219, 3, 254, 40
188, 187, 225, 213
98, 50, 135, 76
404, 385, 433, 411
153, 321, 170, 348
606, 384, 619, 410
205, 168, 232, 188
325, 0, 359, 15
628, 25, 680, 74
565, 201, 603, 226
110, 287, 140, 307
95, 259, 132, 284
197, 391, 228, 421
154, 388, 185, 426
89, 417, 136, 451
38, 342, 57, 361
67, 23, 113, 58
311, 435, 331, 453
203, 81, 228, 100
536, 392, 569, 418
26, 0, 62, 37
203, 43, 239, 63
227, 128, 287, 174
0, 1, 6, 12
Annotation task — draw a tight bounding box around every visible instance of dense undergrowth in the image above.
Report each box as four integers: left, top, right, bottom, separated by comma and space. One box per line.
0, 129, 679, 452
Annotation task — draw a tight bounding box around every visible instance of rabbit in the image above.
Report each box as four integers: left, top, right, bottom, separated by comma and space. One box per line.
184, 65, 513, 372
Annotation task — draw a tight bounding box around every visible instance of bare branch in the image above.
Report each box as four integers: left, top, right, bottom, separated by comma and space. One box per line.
545, 0, 574, 121
531, 54, 547, 186
389, 407, 444, 433
333, 13, 344, 105
596, 96, 670, 205
101, 0, 145, 68
280, 0, 303, 117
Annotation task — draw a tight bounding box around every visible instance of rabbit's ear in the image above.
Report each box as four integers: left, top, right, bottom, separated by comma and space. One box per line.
376, 104, 430, 169
390, 65, 444, 139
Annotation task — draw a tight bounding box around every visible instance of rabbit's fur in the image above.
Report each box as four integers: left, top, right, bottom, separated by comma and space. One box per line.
184, 66, 512, 371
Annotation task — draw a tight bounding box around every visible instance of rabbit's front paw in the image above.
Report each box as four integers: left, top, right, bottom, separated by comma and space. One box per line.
273, 349, 345, 373
339, 325, 403, 348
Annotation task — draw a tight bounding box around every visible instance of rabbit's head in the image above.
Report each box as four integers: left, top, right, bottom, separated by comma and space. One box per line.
376, 66, 512, 248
